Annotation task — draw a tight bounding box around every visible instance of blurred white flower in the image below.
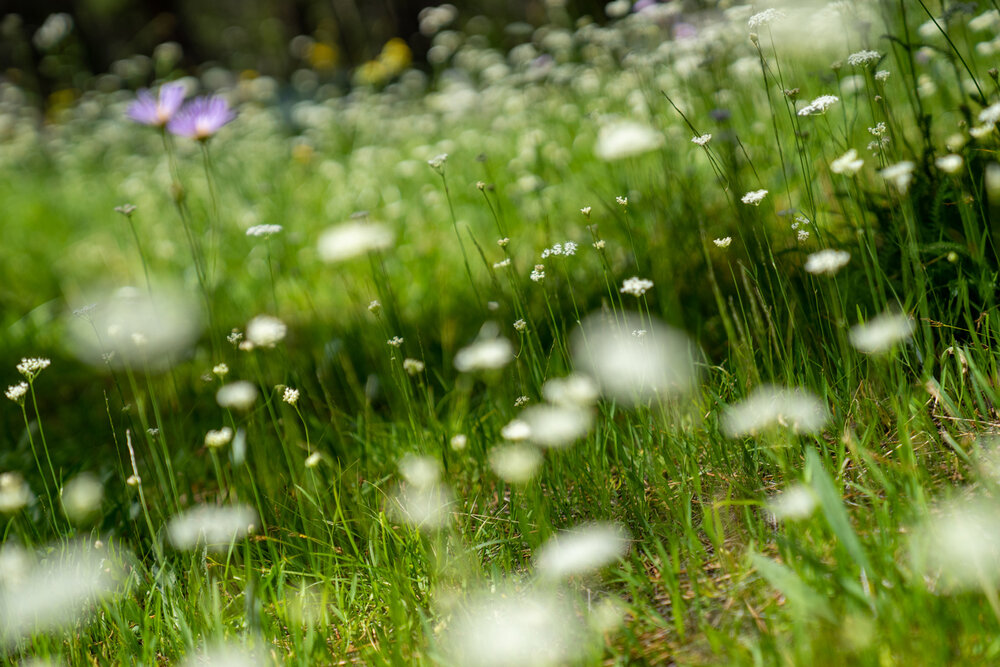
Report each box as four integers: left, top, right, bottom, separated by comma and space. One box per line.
391, 483, 453, 531
691, 134, 712, 146
245, 224, 283, 238
61, 474, 103, 523
880, 161, 915, 193
722, 385, 828, 437
181, 642, 265, 667
804, 249, 850, 275
442, 589, 590, 667
831, 148, 864, 176
594, 121, 664, 161
489, 444, 544, 484
245, 315, 287, 348
66, 285, 201, 370
573, 311, 698, 405
542, 374, 599, 408
935, 154, 964, 174
713, 237, 732, 248
797, 95, 839, 116
0, 473, 31, 513
204, 427, 234, 448
167, 504, 258, 551
398, 454, 441, 489
450, 434, 468, 451
317, 221, 394, 262
911, 497, 1000, 592
501, 419, 532, 442
849, 312, 914, 355
741, 189, 768, 206
216, 381, 258, 410
767, 484, 817, 521
520, 404, 593, 448
534, 522, 629, 580
620, 276, 653, 297
0, 542, 119, 645
455, 328, 514, 372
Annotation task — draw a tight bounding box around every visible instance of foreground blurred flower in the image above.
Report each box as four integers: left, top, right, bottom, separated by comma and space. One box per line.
594, 121, 664, 161
573, 311, 698, 405
61, 474, 103, 523
167, 96, 236, 140
804, 249, 850, 275
831, 148, 864, 176
520, 404, 593, 448
441, 589, 590, 667
489, 444, 544, 483
0, 473, 31, 513
454, 326, 514, 372
722, 385, 828, 437
317, 221, 394, 263
880, 161, 915, 194
534, 522, 630, 580
167, 504, 258, 551
126, 82, 186, 127
181, 643, 265, 667
910, 497, 1000, 593
66, 285, 201, 370
849, 311, 914, 355
542, 374, 599, 408
767, 484, 817, 522
245, 314, 287, 348
216, 381, 258, 410
619, 276, 653, 297
0, 542, 120, 645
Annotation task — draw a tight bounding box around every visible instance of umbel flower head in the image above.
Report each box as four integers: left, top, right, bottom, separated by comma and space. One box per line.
127, 82, 186, 127
167, 96, 236, 140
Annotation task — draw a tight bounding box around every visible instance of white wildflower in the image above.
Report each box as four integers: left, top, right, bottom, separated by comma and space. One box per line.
387, 336, 404, 347
16, 358, 50, 380
797, 95, 840, 116
493, 258, 511, 269
534, 523, 630, 580
594, 121, 664, 161
767, 484, 817, 521
489, 444, 543, 484
216, 381, 258, 410
935, 154, 964, 174
741, 189, 768, 205
317, 221, 394, 262
500, 419, 532, 442
874, 69, 891, 82
454, 331, 514, 372
530, 265, 546, 282
713, 237, 732, 248
831, 148, 864, 175
0, 473, 31, 513
691, 134, 712, 146
849, 311, 914, 354
167, 504, 258, 551
847, 49, 881, 67
513, 319, 527, 332
282, 387, 300, 405
722, 385, 828, 436
620, 276, 653, 297
543, 374, 599, 408
804, 249, 851, 275
212, 363, 229, 377
403, 358, 425, 375
245, 315, 287, 348
449, 434, 468, 451
5, 382, 28, 405
880, 161, 915, 193
514, 395, 530, 407
245, 224, 283, 238
748, 8, 785, 30
204, 427, 234, 448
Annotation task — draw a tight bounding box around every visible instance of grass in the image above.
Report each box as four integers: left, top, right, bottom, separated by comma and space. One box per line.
4, 1, 1000, 664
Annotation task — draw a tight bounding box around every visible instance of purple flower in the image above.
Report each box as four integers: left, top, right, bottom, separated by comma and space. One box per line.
167, 96, 236, 140
127, 82, 186, 127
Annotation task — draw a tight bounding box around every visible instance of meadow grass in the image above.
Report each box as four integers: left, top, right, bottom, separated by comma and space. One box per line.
4, 1, 1000, 664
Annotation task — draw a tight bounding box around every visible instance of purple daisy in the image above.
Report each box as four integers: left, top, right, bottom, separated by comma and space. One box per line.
127, 82, 187, 127
167, 96, 236, 140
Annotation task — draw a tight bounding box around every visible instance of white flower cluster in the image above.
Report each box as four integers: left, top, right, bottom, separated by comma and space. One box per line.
713, 237, 732, 248
5, 382, 28, 404
741, 189, 768, 206
403, 358, 425, 375
831, 148, 864, 175
847, 49, 881, 67
797, 94, 839, 116
245, 224, 283, 238
804, 249, 851, 275
16, 357, 51, 380
204, 427, 234, 448
540, 241, 578, 259
282, 387, 300, 405
620, 276, 653, 297
748, 8, 785, 30
530, 265, 546, 282
691, 134, 712, 146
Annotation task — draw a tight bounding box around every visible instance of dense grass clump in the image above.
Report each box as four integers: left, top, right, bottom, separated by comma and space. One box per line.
6, 1, 1000, 664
